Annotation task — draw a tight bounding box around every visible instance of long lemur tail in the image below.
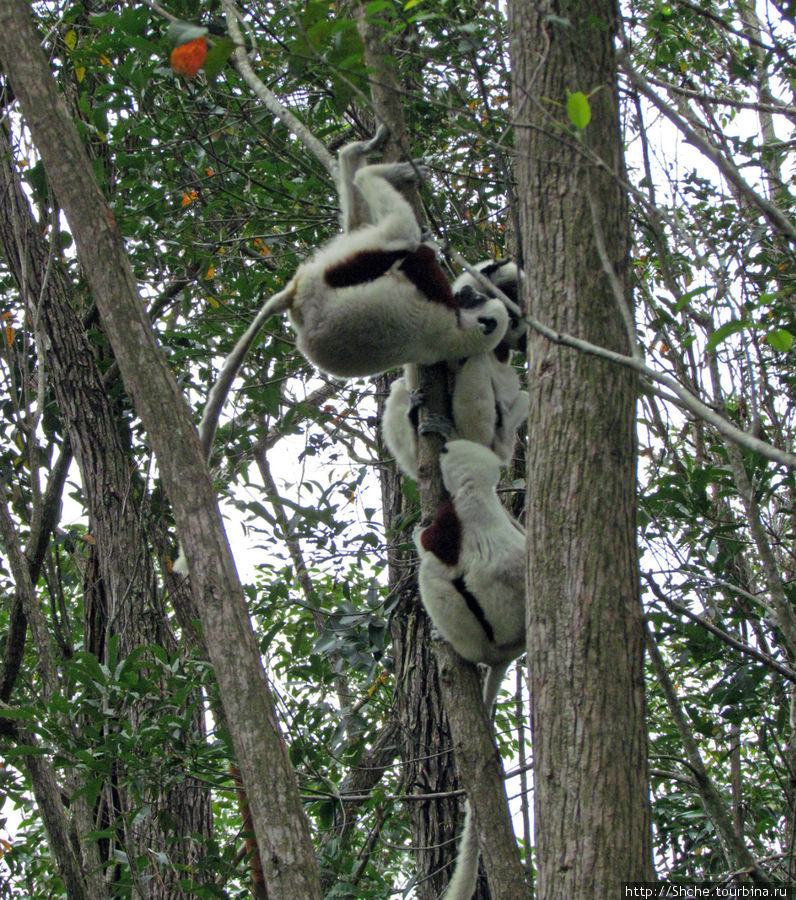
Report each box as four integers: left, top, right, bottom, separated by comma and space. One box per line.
439, 802, 478, 900
481, 661, 511, 715
172, 281, 295, 577
438, 661, 512, 899
198, 281, 296, 460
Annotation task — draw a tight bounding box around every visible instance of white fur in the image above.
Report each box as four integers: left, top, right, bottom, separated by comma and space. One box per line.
452, 259, 527, 352
441, 799, 480, 900
191, 135, 512, 467
414, 440, 526, 900
383, 355, 528, 480
277, 164, 509, 377
173, 138, 510, 576
416, 440, 525, 666
381, 375, 421, 479
383, 259, 528, 479
451, 354, 528, 462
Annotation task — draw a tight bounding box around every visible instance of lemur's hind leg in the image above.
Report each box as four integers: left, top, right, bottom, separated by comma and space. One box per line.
337, 126, 391, 231
352, 163, 428, 249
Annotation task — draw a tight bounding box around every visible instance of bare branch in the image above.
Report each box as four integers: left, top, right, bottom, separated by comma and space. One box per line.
625, 65, 796, 243
641, 70, 796, 121
221, 0, 335, 175
525, 311, 796, 469
645, 576, 796, 684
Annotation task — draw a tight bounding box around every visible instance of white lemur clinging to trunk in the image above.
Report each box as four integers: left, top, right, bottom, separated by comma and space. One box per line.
414, 439, 526, 900
382, 261, 528, 480
173, 130, 512, 573
451, 258, 526, 349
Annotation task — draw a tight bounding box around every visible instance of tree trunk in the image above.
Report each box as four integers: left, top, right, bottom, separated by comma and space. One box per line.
509, 1, 654, 895
0, 5, 321, 898
360, 9, 527, 882
355, 8, 473, 892
0, 121, 214, 896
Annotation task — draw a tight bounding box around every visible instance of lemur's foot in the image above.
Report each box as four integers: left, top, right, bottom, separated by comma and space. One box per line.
373, 160, 429, 185
418, 414, 454, 440
409, 388, 426, 413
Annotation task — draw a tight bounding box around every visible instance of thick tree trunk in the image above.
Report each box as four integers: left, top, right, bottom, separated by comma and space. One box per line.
355, 9, 474, 892
0, 123, 214, 896
510, 2, 654, 896
361, 16, 527, 883
376, 374, 462, 899
0, 6, 321, 899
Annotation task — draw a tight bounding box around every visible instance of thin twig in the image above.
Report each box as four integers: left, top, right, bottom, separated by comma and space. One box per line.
587, 190, 639, 359
626, 66, 796, 243
645, 576, 796, 684
642, 70, 796, 120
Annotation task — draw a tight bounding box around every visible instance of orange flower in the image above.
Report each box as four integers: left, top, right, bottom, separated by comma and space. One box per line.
170, 37, 208, 78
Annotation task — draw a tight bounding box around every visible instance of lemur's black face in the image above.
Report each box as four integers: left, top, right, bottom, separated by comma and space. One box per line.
507, 316, 527, 355
455, 283, 490, 309
455, 284, 527, 356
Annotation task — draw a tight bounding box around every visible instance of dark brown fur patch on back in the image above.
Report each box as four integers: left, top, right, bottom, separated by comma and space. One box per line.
398, 245, 458, 309
324, 249, 408, 288
420, 498, 461, 566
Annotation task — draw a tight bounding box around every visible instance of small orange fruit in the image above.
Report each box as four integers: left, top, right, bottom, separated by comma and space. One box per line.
170, 36, 208, 78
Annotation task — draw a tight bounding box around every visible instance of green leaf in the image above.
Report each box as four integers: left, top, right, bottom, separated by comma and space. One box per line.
166, 21, 208, 48
566, 91, 591, 130
765, 328, 793, 352
132, 805, 153, 827
705, 318, 747, 353
2, 744, 48, 759
672, 284, 710, 313
203, 38, 236, 82
0, 705, 35, 720
366, 0, 395, 12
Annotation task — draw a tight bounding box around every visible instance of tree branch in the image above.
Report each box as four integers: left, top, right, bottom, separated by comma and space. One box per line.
525, 310, 796, 469
625, 65, 796, 243
645, 576, 796, 684
221, 0, 335, 175
646, 626, 767, 882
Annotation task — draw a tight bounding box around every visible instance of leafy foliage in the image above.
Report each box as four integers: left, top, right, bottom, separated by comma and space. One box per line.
629, 0, 796, 880
0, 0, 795, 894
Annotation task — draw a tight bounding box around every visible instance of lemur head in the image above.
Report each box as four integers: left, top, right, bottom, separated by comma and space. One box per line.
440, 439, 502, 496
453, 260, 527, 355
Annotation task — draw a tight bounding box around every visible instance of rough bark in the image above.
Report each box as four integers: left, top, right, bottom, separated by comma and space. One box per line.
0, 478, 104, 899
378, 382, 499, 899
353, 7, 475, 893
0, 441, 71, 707
0, 116, 213, 893
510, 1, 654, 895
0, 5, 321, 898
17, 726, 104, 900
